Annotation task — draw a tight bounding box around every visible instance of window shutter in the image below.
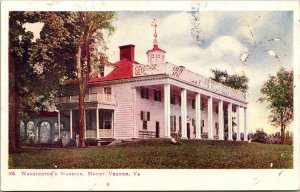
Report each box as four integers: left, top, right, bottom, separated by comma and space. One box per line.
141, 87, 144, 98
147, 112, 150, 121
140, 111, 143, 120
174, 116, 176, 131
158, 91, 161, 101
179, 116, 182, 132
143, 121, 147, 130
146, 88, 149, 99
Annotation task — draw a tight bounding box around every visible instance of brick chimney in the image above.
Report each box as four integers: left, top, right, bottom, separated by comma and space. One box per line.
119, 44, 135, 62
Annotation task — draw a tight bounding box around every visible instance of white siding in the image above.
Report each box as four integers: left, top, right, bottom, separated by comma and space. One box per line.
113, 84, 134, 139
135, 88, 212, 139
89, 84, 225, 140
135, 87, 164, 137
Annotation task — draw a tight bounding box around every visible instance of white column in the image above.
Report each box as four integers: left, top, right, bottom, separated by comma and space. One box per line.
195, 93, 201, 139
84, 109, 86, 139
70, 110, 73, 139
228, 103, 233, 141
181, 88, 187, 139
96, 108, 99, 139
164, 84, 171, 138
132, 87, 137, 138
236, 106, 240, 141
244, 107, 248, 141
218, 100, 224, 140
58, 110, 61, 139
208, 97, 213, 139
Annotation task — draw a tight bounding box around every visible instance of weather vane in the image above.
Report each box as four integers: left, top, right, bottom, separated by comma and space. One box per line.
151, 18, 158, 47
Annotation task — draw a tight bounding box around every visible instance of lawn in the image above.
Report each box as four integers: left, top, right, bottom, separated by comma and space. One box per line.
9, 139, 293, 169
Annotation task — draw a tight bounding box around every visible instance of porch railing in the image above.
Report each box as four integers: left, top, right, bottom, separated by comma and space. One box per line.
57, 93, 116, 105
86, 129, 97, 138
99, 129, 113, 138
133, 62, 246, 102
85, 129, 113, 138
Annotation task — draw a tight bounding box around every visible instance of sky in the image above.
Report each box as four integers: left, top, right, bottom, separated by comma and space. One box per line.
24, 11, 293, 134
105, 11, 293, 134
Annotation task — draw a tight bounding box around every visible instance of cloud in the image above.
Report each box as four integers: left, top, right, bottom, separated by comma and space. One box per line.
106, 11, 293, 134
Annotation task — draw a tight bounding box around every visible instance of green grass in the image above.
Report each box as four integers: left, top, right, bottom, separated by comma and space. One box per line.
9, 139, 293, 169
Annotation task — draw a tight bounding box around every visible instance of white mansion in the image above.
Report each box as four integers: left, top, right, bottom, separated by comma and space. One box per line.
54, 25, 248, 145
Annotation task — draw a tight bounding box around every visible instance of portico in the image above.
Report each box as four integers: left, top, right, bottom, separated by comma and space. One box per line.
132, 61, 248, 141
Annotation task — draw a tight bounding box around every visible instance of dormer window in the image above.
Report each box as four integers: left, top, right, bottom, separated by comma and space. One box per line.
99, 65, 104, 77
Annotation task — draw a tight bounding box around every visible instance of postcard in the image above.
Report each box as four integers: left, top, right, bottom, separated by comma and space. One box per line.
1, 0, 299, 191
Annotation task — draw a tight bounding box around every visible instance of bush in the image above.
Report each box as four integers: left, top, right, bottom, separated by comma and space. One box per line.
252, 129, 267, 143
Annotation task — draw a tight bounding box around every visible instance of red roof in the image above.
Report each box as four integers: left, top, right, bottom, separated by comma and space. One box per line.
146, 45, 166, 54
89, 59, 138, 83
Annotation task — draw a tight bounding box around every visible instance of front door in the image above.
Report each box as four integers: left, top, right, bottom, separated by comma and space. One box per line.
187, 123, 190, 139
156, 122, 159, 138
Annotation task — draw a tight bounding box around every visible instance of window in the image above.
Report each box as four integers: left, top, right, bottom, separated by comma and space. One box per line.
141, 87, 149, 99
99, 110, 113, 129
143, 121, 147, 130
151, 54, 154, 58
179, 116, 182, 133
141, 111, 150, 121
201, 120, 204, 133
86, 109, 96, 130
171, 94, 176, 105
140, 111, 150, 121
192, 99, 195, 109
178, 95, 181, 106
154, 90, 162, 102
99, 65, 104, 77
174, 116, 176, 131
104, 112, 112, 129
215, 122, 219, 136
201, 100, 204, 111
156, 55, 160, 58
170, 116, 174, 132
104, 87, 112, 95
170, 115, 176, 132
192, 119, 196, 134
216, 106, 219, 114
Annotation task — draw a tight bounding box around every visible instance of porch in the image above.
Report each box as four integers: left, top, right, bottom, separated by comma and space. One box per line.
57, 93, 117, 105
57, 109, 114, 143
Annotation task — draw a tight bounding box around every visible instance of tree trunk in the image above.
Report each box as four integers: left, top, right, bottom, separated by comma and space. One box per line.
280, 126, 285, 144
9, 39, 20, 153
78, 84, 86, 147
76, 42, 86, 147
9, 84, 17, 153
280, 113, 285, 144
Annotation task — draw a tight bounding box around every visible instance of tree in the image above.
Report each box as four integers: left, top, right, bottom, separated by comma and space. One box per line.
69, 12, 115, 147
258, 68, 293, 143
210, 69, 249, 93
210, 69, 249, 140
9, 12, 76, 152
9, 12, 115, 151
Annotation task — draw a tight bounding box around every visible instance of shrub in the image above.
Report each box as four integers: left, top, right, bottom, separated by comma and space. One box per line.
252, 129, 267, 143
